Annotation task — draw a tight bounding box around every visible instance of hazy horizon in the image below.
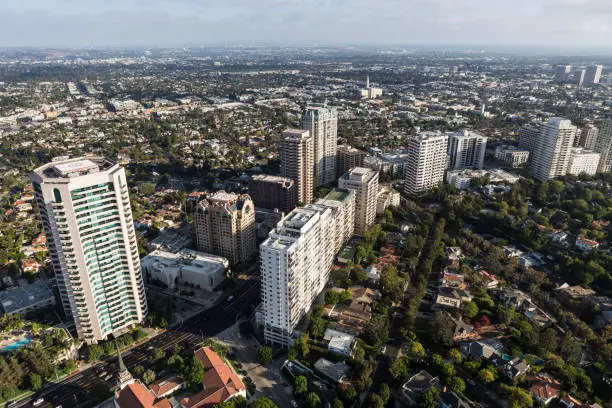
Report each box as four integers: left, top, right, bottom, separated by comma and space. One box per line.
2, 0, 611, 50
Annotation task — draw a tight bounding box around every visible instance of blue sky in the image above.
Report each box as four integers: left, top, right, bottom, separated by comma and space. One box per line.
1, 0, 611, 48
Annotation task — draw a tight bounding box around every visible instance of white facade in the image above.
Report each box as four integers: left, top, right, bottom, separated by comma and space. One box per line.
141, 249, 228, 291
594, 119, 612, 173
447, 130, 487, 169
376, 186, 401, 215
494, 146, 530, 168
532, 118, 577, 181
301, 107, 338, 187
404, 132, 449, 195
32, 157, 147, 344
584, 65, 603, 85
567, 148, 600, 176
338, 167, 379, 235
446, 169, 520, 189
281, 129, 314, 204
260, 191, 354, 346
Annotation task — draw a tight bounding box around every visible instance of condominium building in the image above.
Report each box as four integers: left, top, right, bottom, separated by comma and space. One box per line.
518, 125, 541, 152
338, 167, 379, 235
447, 130, 487, 169
594, 119, 612, 173
336, 145, 366, 178
280, 129, 314, 204
260, 190, 354, 346
376, 186, 401, 215
576, 124, 599, 149
584, 65, 603, 85
532, 118, 577, 181
567, 148, 601, 176
249, 174, 297, 213
315, 189, 356, 251
194, 191, 256, 264
32, 157, 147, 344
404, 132, 449, 195
494, 146, 530, 168
301, 106, 338, 187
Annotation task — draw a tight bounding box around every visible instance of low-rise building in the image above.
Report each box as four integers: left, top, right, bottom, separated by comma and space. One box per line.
323, 328, 355, 357
376, 186, 401, 215
494, 145, 530, 167
181, 347, 246, 408
401, 370, 440, 406
575, 236, 600, 251
0, 280, 55, 315
141, 249, 228, 291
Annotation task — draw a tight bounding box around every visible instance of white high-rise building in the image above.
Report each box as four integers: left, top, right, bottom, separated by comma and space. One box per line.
447, 130, 487, 169
584, 65, 603, 85
594, 119, 612, 173
301, 106, 338, 187
404, 132, 449, 195
280, 129, 314, 204
338, 167, 379, 235
532, 118, 577, 181
567, 148, 601, 176
32, 157, 147, 344
260, 188, 354, 346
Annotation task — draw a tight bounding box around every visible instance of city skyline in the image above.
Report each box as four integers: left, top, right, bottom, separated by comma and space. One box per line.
1, 0, 612, 49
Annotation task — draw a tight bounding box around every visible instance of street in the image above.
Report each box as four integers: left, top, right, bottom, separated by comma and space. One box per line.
9, 279, 261, 408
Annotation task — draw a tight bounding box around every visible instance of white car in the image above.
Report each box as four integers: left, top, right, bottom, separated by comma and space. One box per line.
33, 398, 45, 406
381, 345, 387, 354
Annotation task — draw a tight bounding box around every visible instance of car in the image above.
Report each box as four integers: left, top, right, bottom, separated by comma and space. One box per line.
381, 345, 387, 354
227, 295, 234, 302
291, 401, 298, 407
33, 398, 45, 406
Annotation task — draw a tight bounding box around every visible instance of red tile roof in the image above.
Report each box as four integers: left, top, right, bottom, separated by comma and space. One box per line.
117, 381, 172, 408
181, 347, 246, 408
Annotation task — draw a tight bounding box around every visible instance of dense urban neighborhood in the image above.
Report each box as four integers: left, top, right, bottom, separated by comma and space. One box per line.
0, 47, 611, 408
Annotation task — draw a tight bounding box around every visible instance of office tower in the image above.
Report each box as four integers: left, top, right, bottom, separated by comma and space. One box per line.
447, 130, 487, 169
194, 191, 256, 264
494, 146, 530, 168
337, 145, 366, 178
280, 129, 314, 204
260, 193, 353, 346
404, 132, 449, 195
338, 167, 379, 235
576, 69, 586, 86
249, 175, 297, 213
518, 125, 541, 152
567, 148, 600, 176
301, 106, 338, 187
584, 65, 603, 85
32, 157, 147, 344
594, 119, 612, 172
532, 118, 577, 181
576, 124, 599, 149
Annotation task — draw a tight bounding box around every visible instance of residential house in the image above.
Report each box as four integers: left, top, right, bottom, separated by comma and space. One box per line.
450, 317, 478, 342
503, 357, 530, 380
440, 272, 466, 289
439, 391, 473, 408
557, 285, 596, 300
401, 370, 440, 406
528, 374, 562, 406
479, 270, 500, 289
327, 287, 378, 335
323, 328, 355, 357
575, 236, 600, 252
313, 358, 350, 384
460, 341, 497, 360
149, 375, 185, 399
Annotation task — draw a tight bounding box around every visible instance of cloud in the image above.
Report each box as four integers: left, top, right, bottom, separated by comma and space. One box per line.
0, 0, 610, 47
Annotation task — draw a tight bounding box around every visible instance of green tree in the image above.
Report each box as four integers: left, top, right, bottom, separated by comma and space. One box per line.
410, 341, 426, 359
305, 391, 321, 408
185, 356, 204, 389
379, 383, 391, 404
419, 387, 440, 408
257, 347, 273, 365
139, 182, 156, 195
29, 373, 42, 390
499, 384, 533, 408
332, 399, 344, 408
462, 302, 479, 319
296, 334, 309, 358
168, 354, 184, 373
446, 376, 465, 394
294, 375, 307, 395
325, 290, 340, 305
142, 369, 156, 385
88, 344, 105, 362
389, 356, 410, 381
368, 394, 385, 408
249, 397, 278, 408
448, 349, 462, 364
478, 368, 496, 384
309, 317, 327, 338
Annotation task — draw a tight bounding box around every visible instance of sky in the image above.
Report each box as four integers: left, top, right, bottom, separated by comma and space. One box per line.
1, 0, 611, 49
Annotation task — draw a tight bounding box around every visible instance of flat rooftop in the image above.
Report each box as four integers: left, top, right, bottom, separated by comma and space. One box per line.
33, 156, 115, 180
324, 188, 351, 203
0, 281, 54, 314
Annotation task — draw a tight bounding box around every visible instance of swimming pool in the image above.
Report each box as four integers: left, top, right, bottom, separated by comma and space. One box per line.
1, 337, 31, 352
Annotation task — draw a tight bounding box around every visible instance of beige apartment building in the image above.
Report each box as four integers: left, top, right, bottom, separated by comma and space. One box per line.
280, 128, 314, 204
